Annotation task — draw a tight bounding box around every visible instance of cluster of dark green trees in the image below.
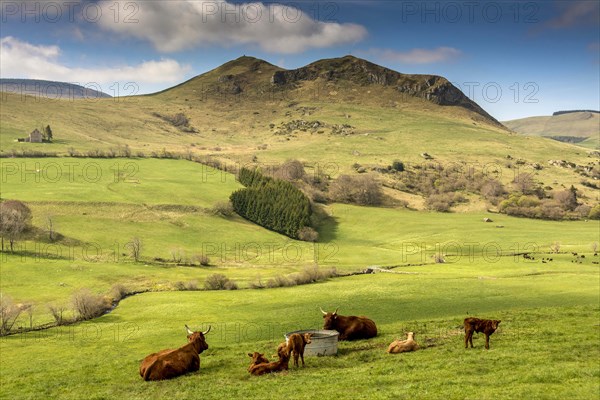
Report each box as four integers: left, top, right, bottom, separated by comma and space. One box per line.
230, 168, 312, 239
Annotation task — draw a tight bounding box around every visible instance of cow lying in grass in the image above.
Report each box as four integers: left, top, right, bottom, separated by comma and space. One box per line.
464, 318, 501, 349
248, 343, 290, 376
387, 332, 420, 354
139, 325, 210, 381
287, 333, 312, 367
247, 352, 269, 372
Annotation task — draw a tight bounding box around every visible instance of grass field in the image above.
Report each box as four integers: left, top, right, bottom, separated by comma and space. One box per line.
1, 271, 598, 399
1, 157, 598, 326
1, 57, 599, 399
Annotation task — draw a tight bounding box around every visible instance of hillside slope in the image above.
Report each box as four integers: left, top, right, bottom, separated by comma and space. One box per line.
503, 111, 600, 149
0, 56, 597, 204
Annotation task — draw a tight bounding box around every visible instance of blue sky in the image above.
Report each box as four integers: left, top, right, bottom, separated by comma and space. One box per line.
1, 0, 598, 120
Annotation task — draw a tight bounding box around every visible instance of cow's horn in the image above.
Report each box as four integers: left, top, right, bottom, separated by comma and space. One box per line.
320, 307, 327, 315
185, 324, 194, 335
333, 307, 339, 315
202, 325, 212, 335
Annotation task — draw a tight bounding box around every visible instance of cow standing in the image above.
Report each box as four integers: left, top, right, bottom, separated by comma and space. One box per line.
320, 308, 377, 341
139, 325, 211, 381
464, 318, 501, 349
287, 333, 312, 367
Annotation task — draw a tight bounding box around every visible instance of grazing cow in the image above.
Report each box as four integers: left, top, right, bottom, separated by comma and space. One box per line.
321, 308, 377, 341
139, 325, 211, 381
287, 333, 312, 367
249, 342, 290, 376
464, 318, 500, 350
247, 352, 269, 372
387, 332, 420, 354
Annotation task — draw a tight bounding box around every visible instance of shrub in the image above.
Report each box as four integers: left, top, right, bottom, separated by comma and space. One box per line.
298, 227, 319, 242
249, 276, 266, 289
111, 284, 129, 301
174, 280, 199, 291
291, 266, 336, 285
170, 248, 185, 263
425, 193, 465, 212
391, 160, 405, 172
47, 303, 69, 325
331, 174, 383, 206
72, 288, 108, 321
266, 275, 294, 288
192, 254, 210, 267
589, 204, 600, 220
212, 201, 234, 217
204, 274, 238, 290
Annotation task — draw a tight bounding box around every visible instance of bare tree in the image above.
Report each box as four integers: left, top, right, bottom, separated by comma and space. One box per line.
0, 293, 24, 335
0, 200, 32, 252
46, 216, 56, 241
48, 303, 68, 325
128, 237, 142, 262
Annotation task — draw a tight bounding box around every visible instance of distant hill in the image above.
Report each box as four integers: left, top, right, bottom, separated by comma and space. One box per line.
503, 111, 600, 149
553, 110, 599, 116
0, 79, 111, 99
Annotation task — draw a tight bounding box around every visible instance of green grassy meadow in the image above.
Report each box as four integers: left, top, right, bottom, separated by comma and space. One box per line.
1, 60, 599, 398
1, 273, 598, 399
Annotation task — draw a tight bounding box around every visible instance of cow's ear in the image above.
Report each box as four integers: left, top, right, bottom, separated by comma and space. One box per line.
497, 320, 501, 324
247, 353, 252, 357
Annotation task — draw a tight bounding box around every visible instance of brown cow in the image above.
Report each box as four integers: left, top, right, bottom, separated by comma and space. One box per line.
247, 352, 269, 372
249, 342, 290, 376
387, 332, 420, 354
139, 325, 211, 381
321, 307, 377, 341
287, 333, 312, 367
464, 318, 501, 349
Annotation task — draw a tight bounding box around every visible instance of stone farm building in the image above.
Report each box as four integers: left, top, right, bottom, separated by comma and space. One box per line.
20, 129, 43, 143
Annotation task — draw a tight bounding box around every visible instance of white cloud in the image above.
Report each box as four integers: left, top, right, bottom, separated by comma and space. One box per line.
96, 0, 367, 54
369, 47, 462, 64
0, 36, 191, 85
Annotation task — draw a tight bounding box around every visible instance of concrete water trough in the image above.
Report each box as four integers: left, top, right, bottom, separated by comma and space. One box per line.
285, 329, 339, 356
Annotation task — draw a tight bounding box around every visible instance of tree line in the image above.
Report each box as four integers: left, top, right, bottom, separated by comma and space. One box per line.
230, 168, 313, 239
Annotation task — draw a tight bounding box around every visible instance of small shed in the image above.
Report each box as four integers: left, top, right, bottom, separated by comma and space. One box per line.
26, 129, 43, 143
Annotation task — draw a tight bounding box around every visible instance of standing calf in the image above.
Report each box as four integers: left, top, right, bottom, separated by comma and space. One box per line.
248, 343, 290, 376
287, 333, 312, 367
387, 332, 420, 354
464, 318, 501, 349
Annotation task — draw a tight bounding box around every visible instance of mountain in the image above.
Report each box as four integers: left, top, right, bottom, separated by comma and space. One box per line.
269, 56, 500, 124
154, 55, 501, 127
503, 111, 600, 149
0, 79, 112, 99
